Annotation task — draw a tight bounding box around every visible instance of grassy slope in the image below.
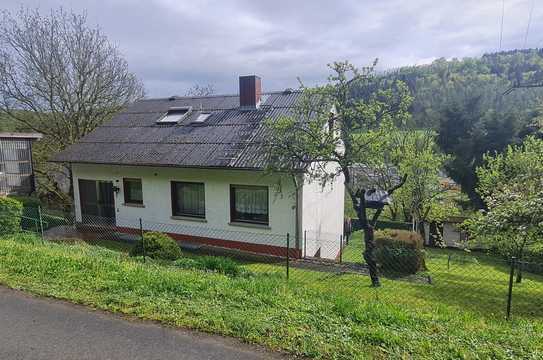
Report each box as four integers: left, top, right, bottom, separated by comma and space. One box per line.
0, 234, 541, 359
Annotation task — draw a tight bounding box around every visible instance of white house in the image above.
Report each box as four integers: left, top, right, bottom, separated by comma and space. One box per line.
53, 76, 344, 259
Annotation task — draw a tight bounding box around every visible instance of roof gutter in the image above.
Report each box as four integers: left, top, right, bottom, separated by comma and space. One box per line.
47, 160, 306, 174
0, 132, 43, 140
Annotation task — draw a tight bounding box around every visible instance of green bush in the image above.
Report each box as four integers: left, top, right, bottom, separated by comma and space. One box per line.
129, 231, 182, 261
0, 197, 23, 235
173, 256, 250, 277
375, 229, 426, 274
7, 195, 41, 208
173, 257, 200, 268
6, 197, 71, 231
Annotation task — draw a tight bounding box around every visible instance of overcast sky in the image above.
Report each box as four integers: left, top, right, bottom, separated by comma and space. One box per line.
3, 0, 542, 97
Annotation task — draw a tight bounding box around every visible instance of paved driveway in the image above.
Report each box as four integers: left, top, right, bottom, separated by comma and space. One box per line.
0, 286, 285, 360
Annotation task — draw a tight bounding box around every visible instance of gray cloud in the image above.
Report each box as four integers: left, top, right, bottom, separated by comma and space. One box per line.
3, 0, 541, 96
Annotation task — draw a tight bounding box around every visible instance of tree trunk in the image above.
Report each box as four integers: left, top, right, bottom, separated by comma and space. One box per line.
363, 224, 380, 287
418, 221, 426, 245
355, 195, 380, 287
428, 222, 437, 247
516, 256, 523, 284
66, 164, 74, 212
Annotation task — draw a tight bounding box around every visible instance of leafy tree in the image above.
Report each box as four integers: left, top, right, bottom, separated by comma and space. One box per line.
465, 136, 543, 282
386, 130, 451, 243
437, 99, 524, 206
0, 8, 144, 205
265, 61, 412, 286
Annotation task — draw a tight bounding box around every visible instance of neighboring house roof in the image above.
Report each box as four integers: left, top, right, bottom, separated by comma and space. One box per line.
52, 91, 302, 170
0, 132, 43, 140
348, 164, 400, 190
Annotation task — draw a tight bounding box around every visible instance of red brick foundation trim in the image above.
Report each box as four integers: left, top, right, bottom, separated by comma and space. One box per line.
114, 225, 301, 259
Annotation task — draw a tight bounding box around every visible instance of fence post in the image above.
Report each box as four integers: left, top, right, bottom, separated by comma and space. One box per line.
447, 254, 451, 271
139, 218, 145, 263
286, 233, 290, 281
303, 230, 307, 259
339, 234, 343, 263
37, 205, 44, 241
506, 256, 516, 320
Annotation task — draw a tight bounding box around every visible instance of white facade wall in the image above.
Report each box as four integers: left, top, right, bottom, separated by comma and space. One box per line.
301, 164, 345, 259
72, 164, 296, 249
72, 163, 345, 259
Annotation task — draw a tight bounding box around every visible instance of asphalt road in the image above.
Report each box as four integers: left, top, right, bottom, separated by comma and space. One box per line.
0, 286, 285, 360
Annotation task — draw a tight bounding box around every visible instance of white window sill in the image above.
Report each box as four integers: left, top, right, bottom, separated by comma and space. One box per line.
228, 222, 271, 230
171, 215, 207, 223
123, 203, 145, 208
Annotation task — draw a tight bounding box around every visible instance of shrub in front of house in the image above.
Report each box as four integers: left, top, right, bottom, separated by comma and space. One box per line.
7, 195, 41, 208
375, 229, 426, 274
0, 196, 23, 236
129, 231, 182, 261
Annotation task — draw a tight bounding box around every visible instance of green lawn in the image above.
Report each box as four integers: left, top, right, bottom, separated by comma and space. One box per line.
90, 239, 134, 253
0, 232, 542, 359
337, 232, 543, 320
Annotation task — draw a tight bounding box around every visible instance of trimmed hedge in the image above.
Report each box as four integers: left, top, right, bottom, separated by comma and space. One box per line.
130, 231, 182, 261
376, 220, 412, 231
375, 229, 426, 274
0, 197, 23, 235
5, 195, 72, 231
7, 195, 41, 208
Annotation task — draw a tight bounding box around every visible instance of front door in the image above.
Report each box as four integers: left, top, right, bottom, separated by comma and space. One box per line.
78, 179, 116, 225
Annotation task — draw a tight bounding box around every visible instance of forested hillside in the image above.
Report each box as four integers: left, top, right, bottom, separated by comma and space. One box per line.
384, 48, 543, 128
364, 49, 543, 205
0, 115, 19, 132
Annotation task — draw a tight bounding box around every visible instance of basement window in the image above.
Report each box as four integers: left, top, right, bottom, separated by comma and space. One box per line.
157, 107, 192, 124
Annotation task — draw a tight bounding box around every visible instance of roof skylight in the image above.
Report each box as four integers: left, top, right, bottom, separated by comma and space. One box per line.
157, 107, 192, 124
193, 112, 211, 124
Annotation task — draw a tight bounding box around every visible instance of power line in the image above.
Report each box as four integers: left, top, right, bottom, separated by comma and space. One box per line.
524, 0, 535, 48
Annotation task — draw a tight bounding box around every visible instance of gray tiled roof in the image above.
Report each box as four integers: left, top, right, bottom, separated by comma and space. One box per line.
52, 91, 302, 169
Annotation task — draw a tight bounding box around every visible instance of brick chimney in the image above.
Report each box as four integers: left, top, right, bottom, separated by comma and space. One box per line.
239, 75, 261, 109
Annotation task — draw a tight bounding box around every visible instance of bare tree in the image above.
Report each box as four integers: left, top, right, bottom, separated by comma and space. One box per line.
0, 8, 145, 204
185, 84, 215, 97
